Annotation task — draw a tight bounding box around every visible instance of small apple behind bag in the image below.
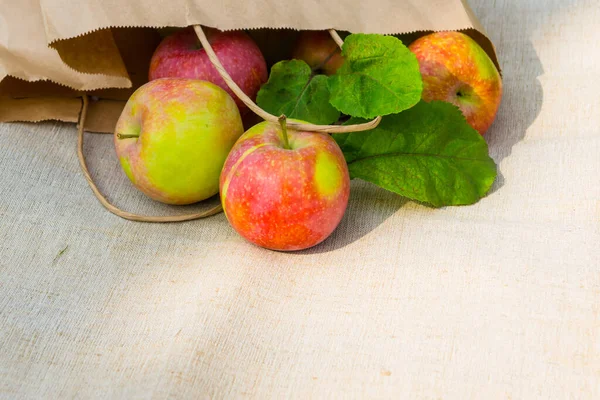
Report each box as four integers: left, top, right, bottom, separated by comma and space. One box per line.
220, 120, 350, 251
292, 31, 344, 75
408, 31, 502, 135
148, 27, 268, 115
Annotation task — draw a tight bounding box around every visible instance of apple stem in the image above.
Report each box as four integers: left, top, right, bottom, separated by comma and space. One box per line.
117, 133, 140, 140
278, 115, 291, 150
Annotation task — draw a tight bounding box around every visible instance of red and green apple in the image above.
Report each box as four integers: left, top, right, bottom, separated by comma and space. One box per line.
409, 31, 502, 135
220, 121, 350, 251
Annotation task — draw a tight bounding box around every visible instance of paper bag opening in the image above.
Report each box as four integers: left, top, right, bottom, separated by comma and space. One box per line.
0, 0, 500, 132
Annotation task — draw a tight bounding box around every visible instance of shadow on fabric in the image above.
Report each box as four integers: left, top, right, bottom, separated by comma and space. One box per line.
297, 181, 409, 254
479, 1, 546, 193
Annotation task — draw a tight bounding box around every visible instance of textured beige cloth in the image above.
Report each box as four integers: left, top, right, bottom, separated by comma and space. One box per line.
1, 0, 599, 398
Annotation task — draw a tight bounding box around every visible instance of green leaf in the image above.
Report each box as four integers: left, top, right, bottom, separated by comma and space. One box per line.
335, 101, 497, 207
328, 34, 423, 119
256, 60, 340, 125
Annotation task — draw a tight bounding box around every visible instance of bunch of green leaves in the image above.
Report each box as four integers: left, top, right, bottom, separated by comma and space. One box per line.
256, 33, 496, 207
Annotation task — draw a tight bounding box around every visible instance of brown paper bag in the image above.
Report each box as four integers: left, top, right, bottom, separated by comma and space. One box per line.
0, 0, 499, 133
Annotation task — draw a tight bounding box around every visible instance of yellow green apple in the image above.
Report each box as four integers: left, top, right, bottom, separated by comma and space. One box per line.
114, 78, 243, 205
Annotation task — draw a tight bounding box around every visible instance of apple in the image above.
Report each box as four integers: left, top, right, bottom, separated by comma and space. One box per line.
220, 121, 350, 251
292, 31, 344, 75
114, 78, 244, 205
148, 27, 268, 114
408, 31, 502, 135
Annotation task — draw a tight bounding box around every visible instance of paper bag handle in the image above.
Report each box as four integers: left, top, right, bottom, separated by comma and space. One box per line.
193, 25, 382, 134
77, 95, 223, 222
76, 27, 380, 223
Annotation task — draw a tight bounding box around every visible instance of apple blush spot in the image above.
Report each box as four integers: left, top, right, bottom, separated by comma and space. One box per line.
314, 151, 343, 198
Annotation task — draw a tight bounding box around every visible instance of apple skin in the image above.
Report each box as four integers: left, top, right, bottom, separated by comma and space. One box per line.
408, 31, 502, 135
292, 31, 344, 75
220, 122, 350, 251
148, 27, 268, 114
114, 78, 244, 205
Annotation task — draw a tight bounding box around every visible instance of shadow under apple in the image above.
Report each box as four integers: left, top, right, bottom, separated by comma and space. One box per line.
297, 180, 409, 254
469, 0, 546, 194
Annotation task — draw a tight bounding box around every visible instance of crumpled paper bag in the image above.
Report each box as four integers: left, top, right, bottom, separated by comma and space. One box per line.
0, 0, 499, 133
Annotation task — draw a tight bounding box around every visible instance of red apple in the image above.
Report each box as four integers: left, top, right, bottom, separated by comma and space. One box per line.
409, 31, 502, 135
220, 121, 350, 251
292, 31, 344, 75
148, 27, 268, 114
